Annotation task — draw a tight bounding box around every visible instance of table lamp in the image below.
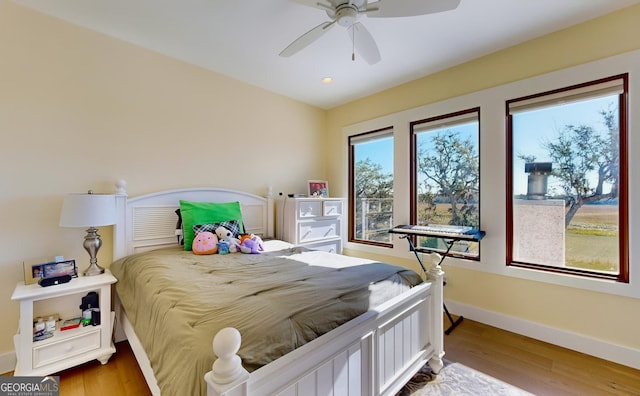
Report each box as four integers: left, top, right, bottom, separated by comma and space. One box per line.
59, 191, 116, 276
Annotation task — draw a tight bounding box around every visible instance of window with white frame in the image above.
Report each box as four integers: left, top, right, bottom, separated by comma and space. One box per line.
506, 74, 629, 282
410, 108, 481, 259
349, 128, 394, 246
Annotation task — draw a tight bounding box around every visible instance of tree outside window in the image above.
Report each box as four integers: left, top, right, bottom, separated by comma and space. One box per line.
411, 109, 481, 258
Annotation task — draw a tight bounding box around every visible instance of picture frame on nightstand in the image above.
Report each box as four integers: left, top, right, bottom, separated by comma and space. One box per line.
42, 260, 77, 278
23, 259, 77, 285
307, 180, 329, 197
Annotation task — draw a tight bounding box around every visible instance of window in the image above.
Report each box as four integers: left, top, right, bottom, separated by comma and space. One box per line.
410, 108, 481, 258
349, 128, 394, 246
506, 74, 628, 282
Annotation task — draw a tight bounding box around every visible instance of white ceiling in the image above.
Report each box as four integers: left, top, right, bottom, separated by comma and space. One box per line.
14, 0, 640, 109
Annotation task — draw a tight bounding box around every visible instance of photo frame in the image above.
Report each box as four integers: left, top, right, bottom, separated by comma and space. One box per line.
307, 180, 329, 197
23, 257, 49, 285
25, 259, 78, 284
43, 260, 77, 278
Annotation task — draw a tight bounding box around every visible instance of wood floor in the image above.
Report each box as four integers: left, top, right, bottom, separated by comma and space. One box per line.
4, 317, 640, 395
444, 316, 640, 396
52, 341, 151, 396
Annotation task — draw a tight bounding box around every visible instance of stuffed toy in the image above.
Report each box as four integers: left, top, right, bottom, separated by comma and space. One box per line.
215, 225, 241, 253
239, 238, 261, 254
238, 234, 265, 254
251, 234, 265, 251
217, 240, 230, 255
192, 231, 218, 255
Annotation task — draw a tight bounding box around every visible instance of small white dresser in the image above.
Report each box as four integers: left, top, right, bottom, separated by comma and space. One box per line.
277, 197, 346, 254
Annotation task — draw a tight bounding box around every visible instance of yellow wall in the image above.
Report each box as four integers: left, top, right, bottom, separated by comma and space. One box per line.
327, 4, 640, 360
2, 0, 640, 369
0, 2, 326, 356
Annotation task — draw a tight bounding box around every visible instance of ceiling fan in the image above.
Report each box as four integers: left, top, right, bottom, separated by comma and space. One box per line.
279, 0, 462, 65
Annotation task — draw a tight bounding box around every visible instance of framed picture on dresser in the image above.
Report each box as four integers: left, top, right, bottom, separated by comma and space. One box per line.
307, 180, 328, 197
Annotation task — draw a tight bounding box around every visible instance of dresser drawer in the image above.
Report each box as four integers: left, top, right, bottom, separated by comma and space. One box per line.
33, 328, 101, 368
298, 219, 339, 243
323, 200, 343, 216
297, 200, 323, 218
304, 238, 342, 254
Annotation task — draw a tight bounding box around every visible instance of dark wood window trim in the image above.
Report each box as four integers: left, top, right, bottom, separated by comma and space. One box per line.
505, 74, 629, 283
348, 127, 394, 248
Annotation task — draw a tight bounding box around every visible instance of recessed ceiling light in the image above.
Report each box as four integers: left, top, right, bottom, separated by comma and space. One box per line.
322, 77, 333, 84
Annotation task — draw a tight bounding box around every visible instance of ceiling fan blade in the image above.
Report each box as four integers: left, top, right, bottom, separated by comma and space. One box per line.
348, 22, 381, 65
279, 21, 335, 57
289, 0, 333, 12
367, 0, 461, 18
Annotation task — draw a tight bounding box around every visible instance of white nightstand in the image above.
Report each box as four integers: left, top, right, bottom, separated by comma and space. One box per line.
276, 197, 346, 253
11, 271, 117, 376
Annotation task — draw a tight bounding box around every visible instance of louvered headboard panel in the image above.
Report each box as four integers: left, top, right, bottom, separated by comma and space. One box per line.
113, 182, 274, 259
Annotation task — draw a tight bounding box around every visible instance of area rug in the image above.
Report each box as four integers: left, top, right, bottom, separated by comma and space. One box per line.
397, 361, 534, 396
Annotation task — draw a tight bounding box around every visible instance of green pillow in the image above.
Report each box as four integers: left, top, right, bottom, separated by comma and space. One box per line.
179, 200, 244, 251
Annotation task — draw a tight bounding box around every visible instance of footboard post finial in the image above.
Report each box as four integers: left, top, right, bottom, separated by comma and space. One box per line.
205, 327, 249, 396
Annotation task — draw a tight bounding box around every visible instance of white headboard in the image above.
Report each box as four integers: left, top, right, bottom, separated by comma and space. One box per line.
113, 181, 274, 260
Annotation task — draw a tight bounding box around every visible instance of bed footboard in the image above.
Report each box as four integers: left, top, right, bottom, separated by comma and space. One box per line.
206, 266, 444, 396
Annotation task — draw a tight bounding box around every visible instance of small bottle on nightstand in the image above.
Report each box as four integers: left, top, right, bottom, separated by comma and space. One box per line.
34, 318, 45, 334
45, 316, 56, 333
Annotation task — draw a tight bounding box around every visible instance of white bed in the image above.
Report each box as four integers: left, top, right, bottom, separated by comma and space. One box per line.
111, 181, 444, 396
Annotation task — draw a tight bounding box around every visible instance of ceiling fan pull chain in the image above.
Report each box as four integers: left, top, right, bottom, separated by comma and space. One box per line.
352, 27, 356, 61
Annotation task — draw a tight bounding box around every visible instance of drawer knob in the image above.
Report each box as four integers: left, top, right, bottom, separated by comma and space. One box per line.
64, 344, 74, 352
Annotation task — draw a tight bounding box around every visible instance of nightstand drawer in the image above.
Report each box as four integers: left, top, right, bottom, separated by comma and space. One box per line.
33, 328, 101, 368
298, 219, 339, 242
297, 201, 323, 218
323, 201, 343, 216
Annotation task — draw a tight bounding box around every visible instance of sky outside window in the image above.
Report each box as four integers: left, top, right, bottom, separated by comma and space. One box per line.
512, 95, 618, 197
355, 136, 393, 173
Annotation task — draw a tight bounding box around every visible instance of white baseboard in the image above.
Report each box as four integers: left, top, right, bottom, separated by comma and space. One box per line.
445, 300, 640, 370
0, 351, 16, 375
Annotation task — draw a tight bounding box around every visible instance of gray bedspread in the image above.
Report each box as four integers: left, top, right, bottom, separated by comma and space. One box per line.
111, 240, 422, 396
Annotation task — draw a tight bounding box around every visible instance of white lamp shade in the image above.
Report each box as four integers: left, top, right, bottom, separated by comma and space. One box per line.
59, 193, 117, 228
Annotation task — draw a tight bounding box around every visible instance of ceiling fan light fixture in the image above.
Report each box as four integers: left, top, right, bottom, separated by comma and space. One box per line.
335, 4, 359, 27
322, 77, 333, 84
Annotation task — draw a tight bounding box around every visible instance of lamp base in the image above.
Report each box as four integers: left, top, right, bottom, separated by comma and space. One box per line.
83, 227, 105, 276
83, 263, 105, 276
